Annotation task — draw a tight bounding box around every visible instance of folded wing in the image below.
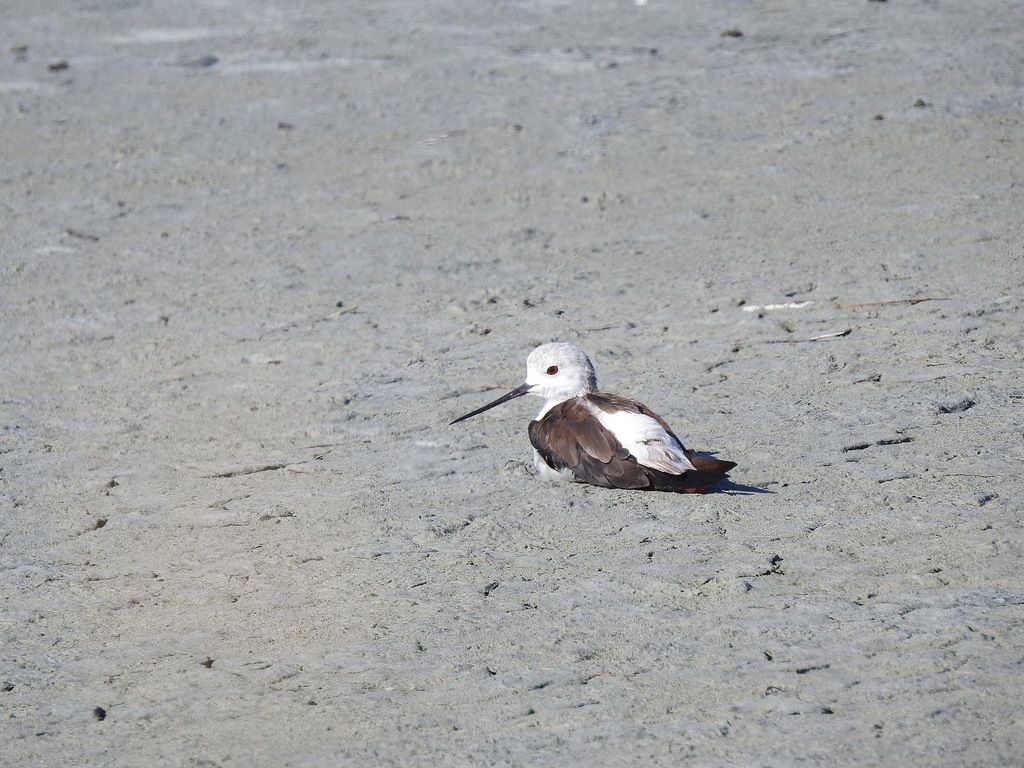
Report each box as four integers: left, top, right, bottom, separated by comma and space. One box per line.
529, 399, 650, 489
529, 395, 735, 492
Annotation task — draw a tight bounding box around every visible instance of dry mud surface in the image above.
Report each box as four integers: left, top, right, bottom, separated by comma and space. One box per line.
2, 1, 1023, 766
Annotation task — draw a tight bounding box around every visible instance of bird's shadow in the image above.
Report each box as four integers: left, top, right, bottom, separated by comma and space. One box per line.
691, 450, 774, 496
714, 479, 775, 496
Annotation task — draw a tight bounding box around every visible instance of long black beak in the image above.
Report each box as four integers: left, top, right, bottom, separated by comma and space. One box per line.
449, 383, 533, 425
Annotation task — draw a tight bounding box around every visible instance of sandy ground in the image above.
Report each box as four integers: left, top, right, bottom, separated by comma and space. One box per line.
3, 1, 1023, 765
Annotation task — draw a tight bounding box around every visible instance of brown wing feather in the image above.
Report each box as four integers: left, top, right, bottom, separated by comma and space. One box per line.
529, 400, 649, 489
530, 395, 737, 493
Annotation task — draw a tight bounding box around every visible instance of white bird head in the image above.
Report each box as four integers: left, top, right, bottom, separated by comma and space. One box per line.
524, 342, 598, 401
449, 342, 598, 425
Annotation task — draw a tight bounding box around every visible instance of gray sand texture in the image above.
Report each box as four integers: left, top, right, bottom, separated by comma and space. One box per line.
2, 1, 1023, 765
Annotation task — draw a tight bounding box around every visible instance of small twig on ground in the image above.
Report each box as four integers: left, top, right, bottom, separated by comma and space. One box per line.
256, 305, 359, 340
206, 463, 288, 479
763, 328, 852, 344
208, 494, 252, 509
839, 297, 951, 309
65, 228, 101, 241
310, 305, 359, 326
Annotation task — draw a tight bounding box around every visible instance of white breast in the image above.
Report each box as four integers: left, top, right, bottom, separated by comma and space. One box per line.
588, 406, 695, 475
533, 449, 575, 482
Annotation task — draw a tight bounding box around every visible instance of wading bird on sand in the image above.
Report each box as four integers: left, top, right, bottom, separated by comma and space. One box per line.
451, 342, 736, 493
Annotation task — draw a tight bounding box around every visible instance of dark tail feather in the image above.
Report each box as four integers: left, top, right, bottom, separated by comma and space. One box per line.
688, 454, 737, 475
643, 454, 736, 493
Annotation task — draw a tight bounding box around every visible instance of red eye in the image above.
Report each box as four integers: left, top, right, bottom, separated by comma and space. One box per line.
546, 365, 559, 375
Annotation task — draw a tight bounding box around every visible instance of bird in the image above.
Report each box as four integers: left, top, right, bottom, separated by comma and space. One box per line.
450, 342, 736, 492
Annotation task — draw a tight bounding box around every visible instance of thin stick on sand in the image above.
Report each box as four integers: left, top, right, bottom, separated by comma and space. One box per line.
764, 329, 852, 344
839, 297, 950, 309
